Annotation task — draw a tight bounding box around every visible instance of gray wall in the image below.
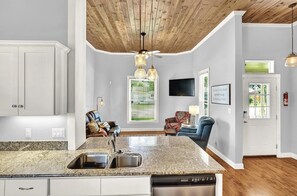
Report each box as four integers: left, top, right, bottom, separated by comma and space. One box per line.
242, 24, 292, 153
90, 48, 197, 129
290, 25, 297, 154
0, 0, 69, 141
0, 0, 68, 45
86, 45, 95, 111
192, 15, 244, 164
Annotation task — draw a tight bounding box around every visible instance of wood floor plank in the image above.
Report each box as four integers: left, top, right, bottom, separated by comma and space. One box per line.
121, 131, 297, 195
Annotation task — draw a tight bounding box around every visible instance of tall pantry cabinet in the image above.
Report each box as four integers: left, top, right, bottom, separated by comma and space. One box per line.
0, 41, 70, 116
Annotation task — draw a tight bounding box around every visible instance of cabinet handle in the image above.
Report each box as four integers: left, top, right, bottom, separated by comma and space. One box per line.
12, 105, 18, 108
18, 105, 24, 108
19, 187, 34, 191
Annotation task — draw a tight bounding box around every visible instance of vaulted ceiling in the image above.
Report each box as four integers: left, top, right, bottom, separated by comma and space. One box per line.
87, 0, 297, 53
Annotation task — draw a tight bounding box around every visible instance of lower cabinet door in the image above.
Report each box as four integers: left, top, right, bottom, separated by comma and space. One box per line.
5, 179, 48, 196
101, 176, 151, 195
0, 180, 4, 196
50, 178, 101, 195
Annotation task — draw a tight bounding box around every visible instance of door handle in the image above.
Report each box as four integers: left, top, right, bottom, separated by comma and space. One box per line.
244, 121, 248, 123
12, 105, 18, 108
18, 105, 24, 108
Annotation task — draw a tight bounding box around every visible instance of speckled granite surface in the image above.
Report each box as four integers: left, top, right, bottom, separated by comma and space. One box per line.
0, 136, 224, 178
0, 141, 68, 151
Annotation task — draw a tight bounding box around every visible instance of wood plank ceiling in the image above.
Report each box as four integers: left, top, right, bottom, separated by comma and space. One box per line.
87, 0, 297, 53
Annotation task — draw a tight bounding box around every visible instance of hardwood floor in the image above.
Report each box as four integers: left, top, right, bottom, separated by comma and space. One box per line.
208, 150, 297, 196
120, 131, 165, 137
121, 131, 297, 196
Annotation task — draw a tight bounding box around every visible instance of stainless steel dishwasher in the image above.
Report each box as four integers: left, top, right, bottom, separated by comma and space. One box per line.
152, 174, 216, 196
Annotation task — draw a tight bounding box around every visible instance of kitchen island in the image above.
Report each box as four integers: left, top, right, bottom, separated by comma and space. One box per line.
0, 136, 225, 195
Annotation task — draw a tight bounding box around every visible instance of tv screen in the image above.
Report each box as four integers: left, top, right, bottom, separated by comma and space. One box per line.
169, 78, 195, 96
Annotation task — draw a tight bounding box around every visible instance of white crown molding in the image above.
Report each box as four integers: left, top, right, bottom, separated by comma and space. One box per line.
121, 128, 163, 132
0, 40, 70, 53
243, 23, 291, 28
86, 41, 134, 56
190, 11, 246, 53
208, 144, 245, 170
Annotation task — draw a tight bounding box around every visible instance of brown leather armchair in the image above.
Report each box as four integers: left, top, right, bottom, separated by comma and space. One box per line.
164, 111, 190, 132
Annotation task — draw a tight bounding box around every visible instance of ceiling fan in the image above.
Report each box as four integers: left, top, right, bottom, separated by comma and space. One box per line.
131, 31, 161, 60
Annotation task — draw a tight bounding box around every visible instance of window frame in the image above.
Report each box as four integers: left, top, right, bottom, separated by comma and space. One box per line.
127, 77, 159, 124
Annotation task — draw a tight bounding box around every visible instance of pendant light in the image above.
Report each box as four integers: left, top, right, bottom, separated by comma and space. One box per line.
134, 0, 147, 79
285, 3, 297, 67
147, 0, 158, 80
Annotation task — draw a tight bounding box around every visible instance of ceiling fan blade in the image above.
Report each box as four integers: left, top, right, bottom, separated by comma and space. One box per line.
147, 50, 160, 54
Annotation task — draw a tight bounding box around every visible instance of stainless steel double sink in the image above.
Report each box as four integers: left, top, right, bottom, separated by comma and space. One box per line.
67, 152, 142, 169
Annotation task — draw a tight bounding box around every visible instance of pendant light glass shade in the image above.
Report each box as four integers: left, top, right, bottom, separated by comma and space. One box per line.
147, 65, 158, 80
135, 53, 147, 67
285, 3, 297, 67
285, 53, 297, 67
134, 67, 147, 79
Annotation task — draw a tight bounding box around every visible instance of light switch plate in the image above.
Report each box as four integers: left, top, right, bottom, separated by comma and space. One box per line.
25, 128, 31, 139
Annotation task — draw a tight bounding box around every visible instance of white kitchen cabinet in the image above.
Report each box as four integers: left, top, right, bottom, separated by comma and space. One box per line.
0, 41, 70, 116
49, 176, 151, 196
0, 46, 18, 116
0, 180, 4, 196
50, 178, 101, 196
5, 179, 48, 196
101, 176, 151, 196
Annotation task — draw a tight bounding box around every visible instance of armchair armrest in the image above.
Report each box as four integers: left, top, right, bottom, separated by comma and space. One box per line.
165, 117, 176, 123
176, 132, 199, 139
179, 126, 198, 134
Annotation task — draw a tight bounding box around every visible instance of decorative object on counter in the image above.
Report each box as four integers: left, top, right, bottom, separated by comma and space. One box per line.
189, 105, 199, 125
86, 110, 121, 138
164, 111, 190, 133
0, 141, 68, 151
284, 3, 297, 67
177, 116, 215, 150
211, 84, 231, 105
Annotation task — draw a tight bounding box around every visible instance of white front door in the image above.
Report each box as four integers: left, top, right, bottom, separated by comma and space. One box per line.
243, 75, 278, 156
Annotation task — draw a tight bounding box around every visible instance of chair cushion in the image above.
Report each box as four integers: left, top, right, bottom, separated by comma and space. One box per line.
166, 122, 180, 131
175, 111, 190, 123
88, 120, 100, 134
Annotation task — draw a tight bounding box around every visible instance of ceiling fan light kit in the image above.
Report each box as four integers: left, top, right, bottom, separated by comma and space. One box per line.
285, 3, 297, 67
133, 0, 159, 80
147, 65, 158, 80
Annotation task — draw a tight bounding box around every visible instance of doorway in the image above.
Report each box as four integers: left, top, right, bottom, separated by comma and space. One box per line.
242, 74, 280, 156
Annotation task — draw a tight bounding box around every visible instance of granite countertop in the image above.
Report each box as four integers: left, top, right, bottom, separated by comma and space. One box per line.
0, 136, 225, 178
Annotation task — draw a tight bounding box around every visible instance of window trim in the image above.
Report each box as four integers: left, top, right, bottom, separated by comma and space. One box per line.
127, 76, 159, 124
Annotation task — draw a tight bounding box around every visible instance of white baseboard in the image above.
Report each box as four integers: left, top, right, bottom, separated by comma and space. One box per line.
277, 153, 297, 160
208, 145, 244, 170
121, 128, 163, 132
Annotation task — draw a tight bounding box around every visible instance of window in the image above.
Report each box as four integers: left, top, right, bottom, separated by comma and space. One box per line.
245, 60, 274, 73
199, 68, 209, 116
128, 78, 158, 123
248, 83, 270, 119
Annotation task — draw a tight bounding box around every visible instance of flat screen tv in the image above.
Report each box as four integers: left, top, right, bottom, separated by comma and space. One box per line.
169, 78, 195, 96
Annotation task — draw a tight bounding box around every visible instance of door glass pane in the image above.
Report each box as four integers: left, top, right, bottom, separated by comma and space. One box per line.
248, 82, 270, 119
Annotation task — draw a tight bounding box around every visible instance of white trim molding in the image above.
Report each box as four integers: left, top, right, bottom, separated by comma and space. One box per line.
190, 11, 246, 53
277, 153, 297, 160
208, 145, 244, 170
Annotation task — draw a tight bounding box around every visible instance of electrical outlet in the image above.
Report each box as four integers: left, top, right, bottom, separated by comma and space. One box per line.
25, 128, 31, 139
52, 128, 65, 138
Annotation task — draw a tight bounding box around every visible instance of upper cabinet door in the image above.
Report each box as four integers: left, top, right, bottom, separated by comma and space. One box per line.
18, 46, 55, 116
0, 46, 19, 116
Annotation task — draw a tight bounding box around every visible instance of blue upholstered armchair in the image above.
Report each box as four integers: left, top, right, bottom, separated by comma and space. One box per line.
177, 116, 215, 150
